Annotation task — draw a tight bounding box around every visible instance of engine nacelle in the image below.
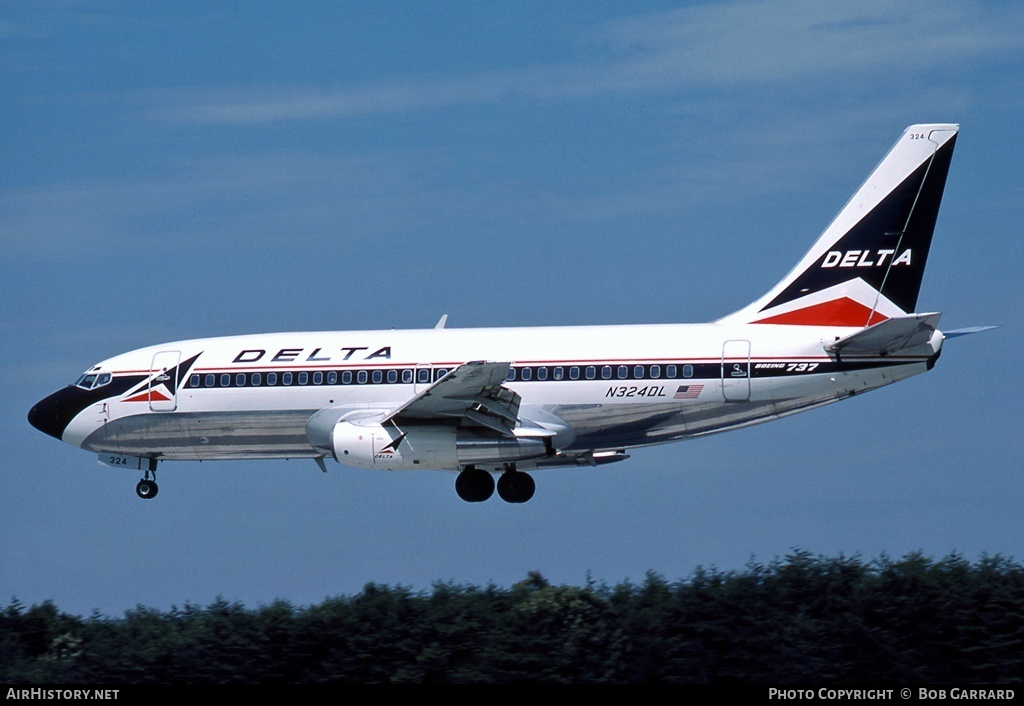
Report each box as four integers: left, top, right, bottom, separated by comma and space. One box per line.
330, 421, 549, 471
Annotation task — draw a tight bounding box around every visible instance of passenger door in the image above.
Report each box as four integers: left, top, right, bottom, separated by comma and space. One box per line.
149, 350, 181, 412
721, 340, 751, 402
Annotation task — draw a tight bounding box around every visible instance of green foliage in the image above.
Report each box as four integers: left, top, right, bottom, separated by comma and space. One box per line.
3, 552, 1023, 684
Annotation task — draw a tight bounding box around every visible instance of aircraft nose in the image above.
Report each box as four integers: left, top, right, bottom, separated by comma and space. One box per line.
28, 388, 80, 441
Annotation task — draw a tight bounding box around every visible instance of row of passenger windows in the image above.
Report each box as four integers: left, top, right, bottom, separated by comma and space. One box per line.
507, 363, 695, 381
189, 367, 448, 389
187, 363, 697, 389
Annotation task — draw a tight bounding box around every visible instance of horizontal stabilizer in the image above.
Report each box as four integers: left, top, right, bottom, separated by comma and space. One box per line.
943, 325, 998, 339
826, 313, 941, 356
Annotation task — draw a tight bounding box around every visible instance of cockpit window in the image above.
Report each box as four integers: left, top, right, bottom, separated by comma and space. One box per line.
74, 371, 112, 390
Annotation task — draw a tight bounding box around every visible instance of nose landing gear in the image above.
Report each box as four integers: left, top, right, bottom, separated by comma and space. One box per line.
135, 468, 158, 499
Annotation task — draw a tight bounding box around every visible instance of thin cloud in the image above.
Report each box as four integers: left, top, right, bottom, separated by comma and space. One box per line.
145, 1, 1024, 126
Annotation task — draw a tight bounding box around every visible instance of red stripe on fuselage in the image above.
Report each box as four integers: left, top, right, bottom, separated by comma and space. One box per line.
123, 389, 171, 403
753, 298, 889, 326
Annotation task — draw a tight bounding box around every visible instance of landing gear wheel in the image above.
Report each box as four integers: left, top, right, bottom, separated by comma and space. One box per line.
136, 478, 159, 499
497, 471, 535, 504
455, 467, 495, 502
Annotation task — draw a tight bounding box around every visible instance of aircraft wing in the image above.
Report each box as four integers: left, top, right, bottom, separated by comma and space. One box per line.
382, 360, 521, 436
826, 313, 942, 357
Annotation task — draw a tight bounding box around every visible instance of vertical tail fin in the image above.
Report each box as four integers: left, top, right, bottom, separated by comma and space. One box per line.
719, 124, 958, 327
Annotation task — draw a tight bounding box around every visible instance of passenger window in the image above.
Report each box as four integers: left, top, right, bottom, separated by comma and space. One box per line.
585, 366, 596, 380
537, 367, 547, 381
402, 370, 413, 384
683, 364, 694, 379
602, 366, 612, 380
634, 365, 644, 379
387, 370, 397, 384
650, 365, 660, 379
220, 374, 231, 387
418, 369, 431, 383
252, 372, 262, 386
507, 368, 516, 381
372, 370, 382, 383
236, 373, 246, 387
298, 372, 308, 385
666, 365, 677, 378
205, 374, 215, 387
521, 367, 532, 381
267, 372, 277, 386
342, 371, 352, 384
553, 367, 564, 380
357, 371, 367, 384
570, 366, 580, 380
313, 372, 323, 385
282, 372, 293, 385
327, 371, 337, 385
618, 365, 628, 379
189, 374, 200, 388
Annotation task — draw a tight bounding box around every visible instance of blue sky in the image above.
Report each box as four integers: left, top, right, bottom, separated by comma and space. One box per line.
2, 1, 1022, 617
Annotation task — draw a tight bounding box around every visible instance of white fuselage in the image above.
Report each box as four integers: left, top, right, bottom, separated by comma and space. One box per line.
57, 321, 941, 467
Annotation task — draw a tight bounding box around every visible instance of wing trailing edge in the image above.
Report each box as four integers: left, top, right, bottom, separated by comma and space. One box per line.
382, 360, 521, 435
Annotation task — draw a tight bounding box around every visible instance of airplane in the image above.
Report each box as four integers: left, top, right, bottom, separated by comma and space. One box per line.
29, 123, 985, 503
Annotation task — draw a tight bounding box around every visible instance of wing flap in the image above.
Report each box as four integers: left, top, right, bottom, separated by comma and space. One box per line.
382, 360, 521, 435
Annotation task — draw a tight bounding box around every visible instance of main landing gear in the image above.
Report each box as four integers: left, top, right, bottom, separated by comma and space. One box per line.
455, 465, 535, 504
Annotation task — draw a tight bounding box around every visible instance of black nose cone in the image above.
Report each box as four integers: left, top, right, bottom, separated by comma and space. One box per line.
28, 388, 81, 441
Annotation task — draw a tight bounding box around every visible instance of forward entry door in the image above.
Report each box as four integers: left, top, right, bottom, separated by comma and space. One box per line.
149, 350, 181, 412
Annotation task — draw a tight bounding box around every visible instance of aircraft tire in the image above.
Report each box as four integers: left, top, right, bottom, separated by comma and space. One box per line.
497, 471, 535, 504
136, 479, 159, 499
455, 467, 494, 502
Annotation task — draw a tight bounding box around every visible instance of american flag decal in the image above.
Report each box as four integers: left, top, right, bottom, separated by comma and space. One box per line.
674, 384, 703, 399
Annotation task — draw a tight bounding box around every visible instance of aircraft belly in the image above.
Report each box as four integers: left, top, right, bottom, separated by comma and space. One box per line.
542, 373, 780, 448
549, 402, 687, 449
550, 361, 928, 449
78, 362, 929, 462
84, 410, 319, 460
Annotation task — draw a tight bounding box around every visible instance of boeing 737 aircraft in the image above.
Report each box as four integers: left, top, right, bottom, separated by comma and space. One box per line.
30, 124, 979, 503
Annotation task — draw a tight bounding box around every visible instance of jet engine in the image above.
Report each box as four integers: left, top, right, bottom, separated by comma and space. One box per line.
329, 421, 549, 471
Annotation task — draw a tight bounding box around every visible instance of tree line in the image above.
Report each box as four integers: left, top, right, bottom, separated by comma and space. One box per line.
3, 551, 1022, 684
